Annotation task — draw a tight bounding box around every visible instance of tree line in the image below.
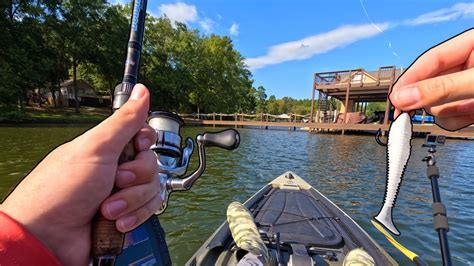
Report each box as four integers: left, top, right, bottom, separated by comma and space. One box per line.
0, 0, 257, 114
253, 86, 314, 115
1, 1, 385, 117
1, 1, 130, 113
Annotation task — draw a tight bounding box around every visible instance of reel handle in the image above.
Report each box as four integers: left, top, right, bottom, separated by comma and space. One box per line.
199, 129, 240, 150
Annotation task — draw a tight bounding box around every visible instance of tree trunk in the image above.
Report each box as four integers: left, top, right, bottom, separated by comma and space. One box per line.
73, 60, 80, 113
17, 96, 23, 111
20, 87, 27, 109
109, 80, 114, 102
57, 79, 63, 107
50, 86, 57, 107
109, 80, 114, 113
9, 1, 14, 23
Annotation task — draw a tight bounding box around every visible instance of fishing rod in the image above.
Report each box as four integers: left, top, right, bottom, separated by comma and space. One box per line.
91, 1, 240, 265
91, 0, 148, 265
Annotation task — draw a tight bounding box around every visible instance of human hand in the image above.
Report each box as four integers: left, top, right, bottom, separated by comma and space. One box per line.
0, 84, 160, 265
389, 28, 474, 131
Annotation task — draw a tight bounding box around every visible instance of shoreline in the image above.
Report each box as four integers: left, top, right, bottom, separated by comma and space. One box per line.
0, 106, 110, 125
0, 118, 106, 125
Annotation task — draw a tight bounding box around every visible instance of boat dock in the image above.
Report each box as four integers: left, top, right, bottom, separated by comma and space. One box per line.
182, 66, 474, 138
182, 113, 474, 138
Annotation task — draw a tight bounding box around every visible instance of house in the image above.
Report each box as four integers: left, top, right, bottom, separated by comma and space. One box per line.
60, 79, 111, 107
60, 79, 98, 100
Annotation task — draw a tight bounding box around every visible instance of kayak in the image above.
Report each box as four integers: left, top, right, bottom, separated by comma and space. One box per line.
186, 171, 397, 265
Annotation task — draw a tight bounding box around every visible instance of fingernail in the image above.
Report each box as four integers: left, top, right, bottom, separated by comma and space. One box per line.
457, 99, 474, 113
105, 200, 127, 217
138, 138, 151, 150
393, 86, 421, 107
117, 215, 138, 231
116, 170, 136, 187
130, 86, 146, 100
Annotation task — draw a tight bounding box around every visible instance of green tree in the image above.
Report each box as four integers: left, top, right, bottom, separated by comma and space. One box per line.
267, 95, 279, 114
254, 86, 267, 113
92, 4, 129, 96
41, 1, 73, 107
140, 18, 253, 113
62, 0, 109, 112
0, 1, 52, 108
0, 1, 256, 117
366, 102, 387, 117
74, 4, 129, 98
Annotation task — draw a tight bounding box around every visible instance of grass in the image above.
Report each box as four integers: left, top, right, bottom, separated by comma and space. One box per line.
0, 105, 110, 124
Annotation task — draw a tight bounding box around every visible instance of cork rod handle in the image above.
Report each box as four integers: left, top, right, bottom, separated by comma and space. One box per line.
92, 142, 135, 258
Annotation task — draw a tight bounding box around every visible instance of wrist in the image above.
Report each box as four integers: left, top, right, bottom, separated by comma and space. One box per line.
1, 201, 65, 263
0, 211, 62, 265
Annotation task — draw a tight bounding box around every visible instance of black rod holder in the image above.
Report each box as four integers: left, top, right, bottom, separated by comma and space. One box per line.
423, 143, 452, 266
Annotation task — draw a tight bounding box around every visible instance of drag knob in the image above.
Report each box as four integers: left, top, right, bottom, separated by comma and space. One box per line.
199, 129, 240, 150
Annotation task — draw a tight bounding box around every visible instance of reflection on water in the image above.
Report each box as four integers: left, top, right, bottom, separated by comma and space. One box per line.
0, 125, 93, 199
0, 126, 473, 265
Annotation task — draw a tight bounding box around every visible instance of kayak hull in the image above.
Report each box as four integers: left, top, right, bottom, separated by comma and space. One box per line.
187, 171, 397, 265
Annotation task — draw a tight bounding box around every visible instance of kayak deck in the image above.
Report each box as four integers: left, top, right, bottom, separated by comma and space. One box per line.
255, 187, 344, 249
187, 171, 397, 265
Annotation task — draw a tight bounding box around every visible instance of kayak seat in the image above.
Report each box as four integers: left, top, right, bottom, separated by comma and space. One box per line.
254, 189, 344, 249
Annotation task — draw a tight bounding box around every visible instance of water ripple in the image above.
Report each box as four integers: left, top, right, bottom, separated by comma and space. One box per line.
0, 126, 473, 265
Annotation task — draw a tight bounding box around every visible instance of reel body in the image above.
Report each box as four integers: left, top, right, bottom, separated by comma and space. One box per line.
147, 111, 240, 214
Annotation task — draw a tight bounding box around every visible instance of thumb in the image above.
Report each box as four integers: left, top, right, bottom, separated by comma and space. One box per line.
84, 84, 150, 152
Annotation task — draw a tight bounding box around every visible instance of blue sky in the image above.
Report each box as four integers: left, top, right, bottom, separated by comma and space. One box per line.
113, 0, 473, 99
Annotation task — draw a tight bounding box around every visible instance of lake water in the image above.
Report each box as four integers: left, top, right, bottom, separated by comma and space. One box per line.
0, 125, 473, 265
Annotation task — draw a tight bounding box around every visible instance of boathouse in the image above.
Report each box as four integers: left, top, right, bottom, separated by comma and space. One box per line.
309, 66, 403, 128
180, 65, 474, 138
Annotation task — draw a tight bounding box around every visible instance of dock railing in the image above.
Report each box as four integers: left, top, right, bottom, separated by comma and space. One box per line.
314, 66, 398, 88
179, 112, 474, 138
180, 113, 309, 125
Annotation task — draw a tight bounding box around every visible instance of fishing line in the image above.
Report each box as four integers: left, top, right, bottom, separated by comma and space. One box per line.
359, 0, 400, 60
359, 0, 384, 33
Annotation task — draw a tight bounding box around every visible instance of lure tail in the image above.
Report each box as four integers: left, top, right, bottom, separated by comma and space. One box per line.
374, 113, 412, 236
375, 205, 399, 235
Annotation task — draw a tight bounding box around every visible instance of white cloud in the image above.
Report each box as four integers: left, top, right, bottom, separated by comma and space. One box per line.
245, 23, 389, 70
229, 23, 239, 36
404, 2, 474, 26
159, 2, 197, 25
109, 0, 126, 5
158, 2, 217, 33
199, 17, 215, 33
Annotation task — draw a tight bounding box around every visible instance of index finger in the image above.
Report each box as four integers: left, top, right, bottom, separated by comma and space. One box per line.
395, 28, 474, 89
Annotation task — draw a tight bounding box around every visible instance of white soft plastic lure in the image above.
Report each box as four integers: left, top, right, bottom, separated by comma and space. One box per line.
374, 112, 413, 235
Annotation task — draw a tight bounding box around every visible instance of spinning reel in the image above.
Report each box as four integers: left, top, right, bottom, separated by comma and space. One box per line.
147, 111, 240, 214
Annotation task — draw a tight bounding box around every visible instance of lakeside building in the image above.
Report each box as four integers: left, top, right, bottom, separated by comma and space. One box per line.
60, 79, 111, 107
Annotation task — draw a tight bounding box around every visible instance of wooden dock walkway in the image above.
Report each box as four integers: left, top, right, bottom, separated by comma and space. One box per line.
182, 113, 474, 138
178, 67, 474, 138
